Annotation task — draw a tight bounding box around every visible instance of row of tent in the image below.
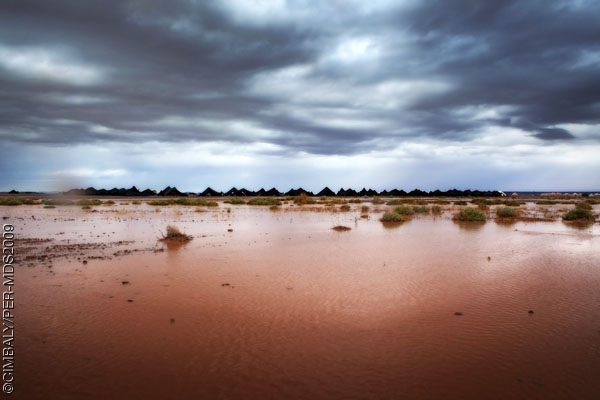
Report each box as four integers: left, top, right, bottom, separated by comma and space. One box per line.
63, 186, 503, 197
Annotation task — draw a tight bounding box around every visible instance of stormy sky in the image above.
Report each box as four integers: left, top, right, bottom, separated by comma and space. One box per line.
1, 0, 599, 192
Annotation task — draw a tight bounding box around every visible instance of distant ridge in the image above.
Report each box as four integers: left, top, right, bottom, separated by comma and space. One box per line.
58, 186, 506, 197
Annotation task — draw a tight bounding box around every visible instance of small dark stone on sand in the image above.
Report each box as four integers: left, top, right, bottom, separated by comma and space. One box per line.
122, 281, 130, 285
227, 229, 233, 232
487, 256, 491, 261
221, 283, 230, 287
82, 260, 88, 264
528, 310, 534, 314
127, 299, 134, 302
170, 318, 175, 323
454, 312, 463, 316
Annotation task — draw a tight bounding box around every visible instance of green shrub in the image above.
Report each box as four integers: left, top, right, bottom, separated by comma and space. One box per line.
458, 207, 486, 221
361, 205, 369, 213
104, 200, 115, 205
293, 193, 316, 205
247, 198, 281, 206
386, 200, 404, 205
434, 200, 450, 205
372, 197, 384, 205
340, 204, 351, 211
431, 205, 442, 213
414, 199, 427, 205
381, 212, 404, 222
43, 199, 74, 206
412, 206, 429, 213
148, 198, 218, 207
393, 205, 414, 215
0, 198, 23, 206
503, 200, 522, 207
76, 199, 103, 206
226, 198, 246, 205
454, 201, 467, 206
349, 199, 362, 203
563, 209, 595, 221
575, 201, 592, 210
496, 207, 518, 218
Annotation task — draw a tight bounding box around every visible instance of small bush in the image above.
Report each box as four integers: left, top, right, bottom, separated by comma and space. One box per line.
104, 200, 115, 205
81, 205, 91, 210
575, 201, 592, 210
43, 199, 74, 206
340, 204, 351, 211
381, 212, 404, 222
386, 200, 404, 206
496, 207, 518, 218
414, 200, 427, 205
372, 197, 384, 205
431, 205, 442, 213
162, 225, 192, 241
458, 207, 486, 222
76, 199, 103, 206
393, 205, 414, 215
412, 206, 429, 213
247, 198, 281, 206
454, 201, 467, 206
563, 209, 595, 221
226, 198, 246, 205
0, 198, 23, 206
349, 199, 362, 203
503, 200, 522, 207
132, 201, 141, 205
148, 198, 217, 207
293, 193, 316, 205
361, 205, 369, 213
434, 200, 450, 205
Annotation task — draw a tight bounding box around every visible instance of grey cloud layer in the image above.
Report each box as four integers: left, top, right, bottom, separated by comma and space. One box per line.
1, 0, 599, 155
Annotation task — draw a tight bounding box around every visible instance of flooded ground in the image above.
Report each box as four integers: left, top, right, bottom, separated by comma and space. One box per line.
5, 200, 600, 399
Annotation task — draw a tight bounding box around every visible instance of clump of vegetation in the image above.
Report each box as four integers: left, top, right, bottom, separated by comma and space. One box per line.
293, 193, 316, 205
81, 205, 91, 210
340, 204, 351, 211
361, 205, 369, 213
386, 200, 404, 206
161, 225, 193, 241
496, 207, 518, 218
393, 205, 414, 215
563, 209, 595, 221
247, 198, 281, 206
575, 201, 592, 210
434, 200, 450, 205
381, 212, 404, 222
412, 206, 430, 213
332, 225, 351, 231
431, 205, 442, 213
225, 198, 246, 205
269, 205, 280, 211
536, 200, 557, 205
104, 200, 116, 205
371, 197, 384, 205
76, 199, 103, 206
457, 207, 486, 222
43, 199, 75, 206
148, 198, 218, 207
348, 199, 362, 203
414, 199, 428, 205
502, 200, 522, 207
453, 201, 467, 206
0, 198, 25, 206
132, 200, 141, 205
44, 205, 55, 209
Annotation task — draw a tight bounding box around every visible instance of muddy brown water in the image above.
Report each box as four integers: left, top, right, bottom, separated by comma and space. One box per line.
5, 203, 600, 399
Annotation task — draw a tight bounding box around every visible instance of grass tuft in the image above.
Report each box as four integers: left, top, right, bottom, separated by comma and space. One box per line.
563, 209, 595, 221
381, 212, 404, 222
457, 207, 486, 222
496, 207, 518, 218
247, 197, 281, 206
393, 205, 414, 215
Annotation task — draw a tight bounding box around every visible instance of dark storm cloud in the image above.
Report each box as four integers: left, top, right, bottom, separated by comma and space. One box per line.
0, 0, 599, 155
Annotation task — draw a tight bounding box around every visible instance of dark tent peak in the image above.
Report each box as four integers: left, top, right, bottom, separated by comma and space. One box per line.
237, 188, 255, 196
255, 188, 267, 196
337, 188, 358, 196
265, 188, 282, 196
140, 188, 157, 196
317, 187, 336, 197
8, 189, 19, 194
285, 188, 314, 196
224, 187, 239, 196
199, 187, 222, 197
158, 186, 186, 196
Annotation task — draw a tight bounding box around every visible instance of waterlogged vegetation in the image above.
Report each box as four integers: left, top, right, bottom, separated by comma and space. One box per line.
454, 201, 468, 206
457, 207, 486, 222
247, 198, 282, 206
393, 205, 414, 215
225, 198, 246, 205
563, 209, 595, 221
496, 207, 518, 218
432, 205, 442, 214
412, 206, 430, 213
381, 211, 404, 222
0, 198, 38, 206
148, 198, 218, 207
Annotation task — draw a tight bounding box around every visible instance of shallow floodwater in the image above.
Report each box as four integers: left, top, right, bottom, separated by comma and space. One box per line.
7, 203, 600, 399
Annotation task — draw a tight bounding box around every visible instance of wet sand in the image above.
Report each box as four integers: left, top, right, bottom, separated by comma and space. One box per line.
6, 200, 600, 399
